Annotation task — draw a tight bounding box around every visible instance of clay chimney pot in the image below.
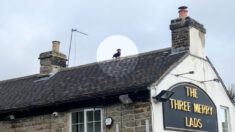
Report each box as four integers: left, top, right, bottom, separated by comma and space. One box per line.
178, 6, 188, 18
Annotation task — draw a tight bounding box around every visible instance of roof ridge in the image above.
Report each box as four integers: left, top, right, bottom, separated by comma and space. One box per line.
0, 47, 171, 84
60, 47, 171, 72
0, 47, 188, 113
0, 74, 39, 84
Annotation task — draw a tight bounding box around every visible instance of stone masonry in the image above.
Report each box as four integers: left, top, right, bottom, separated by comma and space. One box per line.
103, 101, 152, 132
0, 112, 70, 132
0, 101, 152, 132
39, 41, 67, 75
170, 16, 206, 52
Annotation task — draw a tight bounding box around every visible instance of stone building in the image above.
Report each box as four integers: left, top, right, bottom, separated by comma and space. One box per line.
0, 7, 234, 132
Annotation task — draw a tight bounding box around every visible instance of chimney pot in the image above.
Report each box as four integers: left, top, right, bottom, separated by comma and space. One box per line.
170, 7, 206, 58
178, 6, 188, 18
39, 40, 67, 75
52, 41, 60, 52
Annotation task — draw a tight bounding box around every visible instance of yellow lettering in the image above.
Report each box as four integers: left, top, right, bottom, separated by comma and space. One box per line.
194, 89, 198, 98
189, 117, 194, 127
194, 103, 213, 116
185, 87, 190, 97
169, 99, 191, 112
185, 117, 203, 128
202, 105, 207, 114
185, 87, 198, 98
210, 107, 213, 115
169, 98, 174, 109
194, 103, 201, 114
174, 99, 178, 110
185, 117, 190, 127
205, 106, 210, 115
185, 101, 191, 112
198, 119, 203, 128
193, 118, 197, 127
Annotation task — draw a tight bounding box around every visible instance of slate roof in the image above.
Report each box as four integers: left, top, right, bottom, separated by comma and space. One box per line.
0, 48, 187, 113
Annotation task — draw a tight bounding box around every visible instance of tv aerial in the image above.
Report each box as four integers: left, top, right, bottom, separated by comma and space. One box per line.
67, 29, 88, 67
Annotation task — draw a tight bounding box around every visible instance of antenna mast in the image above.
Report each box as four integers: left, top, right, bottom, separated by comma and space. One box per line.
67, 29, 88, 67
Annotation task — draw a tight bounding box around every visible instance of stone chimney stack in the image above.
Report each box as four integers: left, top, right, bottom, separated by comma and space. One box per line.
39, 41, 67, 75
170, 6, 206, 58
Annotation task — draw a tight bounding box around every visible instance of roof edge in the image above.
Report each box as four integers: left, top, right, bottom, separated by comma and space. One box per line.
0, 74, 39, 84
0, 86, 149, 114
60, 47, 172, 72
150, 52, 189, 87
206, 57, 235, 106
0, 47, 172, 84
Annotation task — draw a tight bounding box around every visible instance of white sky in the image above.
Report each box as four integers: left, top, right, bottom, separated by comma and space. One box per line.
97, 35, 138, 61
0, 0, 234, 86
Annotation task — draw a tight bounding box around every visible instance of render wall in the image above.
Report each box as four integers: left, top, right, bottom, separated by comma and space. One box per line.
0, 101, 151, 132
151, 55, 235, 132
189, 27, 206, 58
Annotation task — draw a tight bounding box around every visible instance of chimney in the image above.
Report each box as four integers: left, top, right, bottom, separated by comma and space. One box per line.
39, 41, 67, 75
52, 41, 60, 52
178, 6, 188, 18
170, 6, 206, 58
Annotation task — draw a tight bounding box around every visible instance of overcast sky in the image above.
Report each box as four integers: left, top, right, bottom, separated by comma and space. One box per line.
0, 0, 234, 87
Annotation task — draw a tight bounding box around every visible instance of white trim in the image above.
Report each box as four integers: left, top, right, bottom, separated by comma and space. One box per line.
145, 119, 149, 132
116, 124, 119, 132
84, 109, 88, 132
220, 106, 231, 132
70, 108, 103, 132
101, 109, 104, 132
69, 113, 72, 132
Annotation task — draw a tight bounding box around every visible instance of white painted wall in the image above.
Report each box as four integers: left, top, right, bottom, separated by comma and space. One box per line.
150, 55, 235, 132
189, 27, 206, 58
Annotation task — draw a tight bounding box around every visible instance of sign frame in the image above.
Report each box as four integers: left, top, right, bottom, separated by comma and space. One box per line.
162, 82, 219, 132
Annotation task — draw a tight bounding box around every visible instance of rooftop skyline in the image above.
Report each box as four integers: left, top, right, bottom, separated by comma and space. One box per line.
0, 0, 234, 87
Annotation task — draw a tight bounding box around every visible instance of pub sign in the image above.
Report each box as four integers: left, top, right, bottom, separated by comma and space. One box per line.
163, 83, 218, 132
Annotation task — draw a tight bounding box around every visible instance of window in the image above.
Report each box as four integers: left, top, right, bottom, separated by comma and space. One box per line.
71, 109, 102, 132
220, 106, 230, 132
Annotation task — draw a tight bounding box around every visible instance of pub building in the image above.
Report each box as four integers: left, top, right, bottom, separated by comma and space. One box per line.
0, 6, 234, 132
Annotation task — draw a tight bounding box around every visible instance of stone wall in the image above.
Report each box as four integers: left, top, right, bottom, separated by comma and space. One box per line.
171, 27, 190, 49
0, 112, 70, 132
0, 101, 151, 132
170, 16, 206, 53
104, 101, 152, 132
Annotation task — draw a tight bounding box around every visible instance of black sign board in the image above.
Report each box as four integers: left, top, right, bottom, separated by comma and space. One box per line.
163, 83, 218, 132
